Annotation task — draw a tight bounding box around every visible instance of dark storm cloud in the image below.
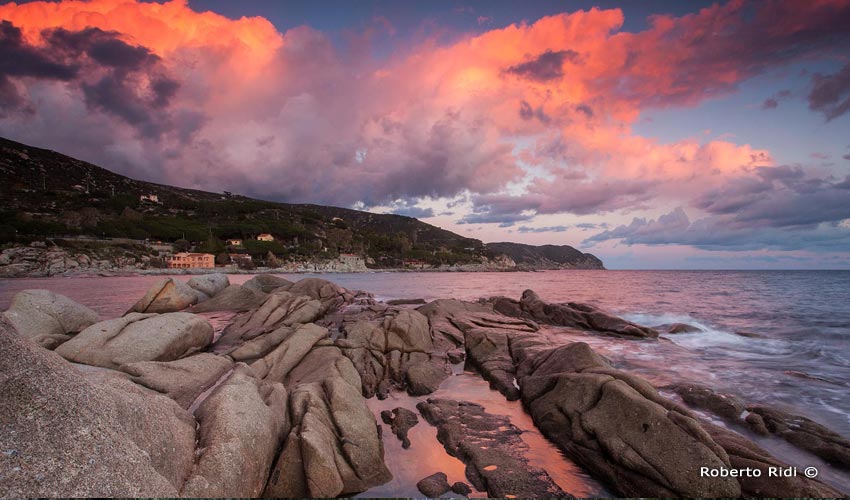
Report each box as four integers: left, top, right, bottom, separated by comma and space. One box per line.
505, 49, 579, 82
0, 21, 79, 80
0, 21, 78, 109
808, 62, 850, 121
0, 21, 182, 137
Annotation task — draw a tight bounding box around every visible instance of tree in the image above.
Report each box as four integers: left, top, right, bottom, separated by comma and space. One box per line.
174, 238, 190, 252
266, 251, 281, 268
197, 233, 224, 254
216, 252, 230, 265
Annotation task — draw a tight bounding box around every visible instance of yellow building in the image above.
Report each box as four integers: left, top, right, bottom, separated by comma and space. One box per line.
167, 252, 215, 269
257, 233, 275, 242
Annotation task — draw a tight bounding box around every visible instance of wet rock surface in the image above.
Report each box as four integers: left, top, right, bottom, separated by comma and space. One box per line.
417, 398, 570, 498
451, 480, 472, 495
657, 322, 703, 334
493, 289, 658, 338
667, 382, 746, 421
514, 341, 740, 497
669, 383, 850, 470
703, 421, 842, 497
381, 407, 419, 448
747, 405, 850, 469
417, 471, 451, 497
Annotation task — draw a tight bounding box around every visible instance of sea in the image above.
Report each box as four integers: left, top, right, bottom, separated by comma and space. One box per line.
2, 269, 849, 495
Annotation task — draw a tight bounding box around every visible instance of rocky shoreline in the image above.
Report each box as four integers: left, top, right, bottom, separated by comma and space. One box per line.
0, 244, 603, 279
1, 275, 848, 498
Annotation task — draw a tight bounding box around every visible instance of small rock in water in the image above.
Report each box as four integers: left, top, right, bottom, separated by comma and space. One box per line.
734, 330, 766, 338
451, 481, 472, 496
380, 407, 419, 448
446, 348, 465, 364
656, 322, 702, 334
386, 298, 427, 306
417, 472, 451, 497
667, 383, 745, 420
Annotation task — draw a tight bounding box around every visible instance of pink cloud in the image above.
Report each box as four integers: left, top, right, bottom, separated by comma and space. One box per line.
0, 0, 847, 240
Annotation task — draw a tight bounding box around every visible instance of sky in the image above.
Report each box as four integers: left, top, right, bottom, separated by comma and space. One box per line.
0, 0, 849, 269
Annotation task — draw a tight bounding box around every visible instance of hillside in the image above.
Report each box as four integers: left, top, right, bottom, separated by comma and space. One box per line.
486, 242, 605, 270
0, 136, 603, 270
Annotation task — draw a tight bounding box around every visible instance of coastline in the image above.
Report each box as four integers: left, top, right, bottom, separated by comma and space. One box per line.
0, 265, 591, 279
2, 272, 848, 497
0, 243, 604, 279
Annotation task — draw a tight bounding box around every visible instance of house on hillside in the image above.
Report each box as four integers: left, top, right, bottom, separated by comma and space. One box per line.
226, 238, 243, 246
167, 252, 214, 269
257, 233, 275, 241
403, 259, 428, 269
140, 193, 159, 203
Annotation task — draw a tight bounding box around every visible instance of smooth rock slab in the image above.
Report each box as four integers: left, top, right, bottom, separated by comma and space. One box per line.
2, 289, 99, 348
56, 312, 213, 369
516, 342, 740, 498
127, 278, 202, 313
190, 284, 267, 313
264, 373, 392, 497
250, 323, 330, 383
242, 274, 293, 294
121, 352, 233, 409
187, 273, 230, 298
181, 365, 289, 497
406, 359, 450, 396
0, 318, 193, 497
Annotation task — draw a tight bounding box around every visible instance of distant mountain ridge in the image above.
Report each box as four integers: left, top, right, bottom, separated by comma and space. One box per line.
0, 136, 603, 270
486, 242, 605, 270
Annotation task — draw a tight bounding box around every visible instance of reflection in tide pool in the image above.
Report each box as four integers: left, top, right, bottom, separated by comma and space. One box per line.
360, 364, 609, 498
